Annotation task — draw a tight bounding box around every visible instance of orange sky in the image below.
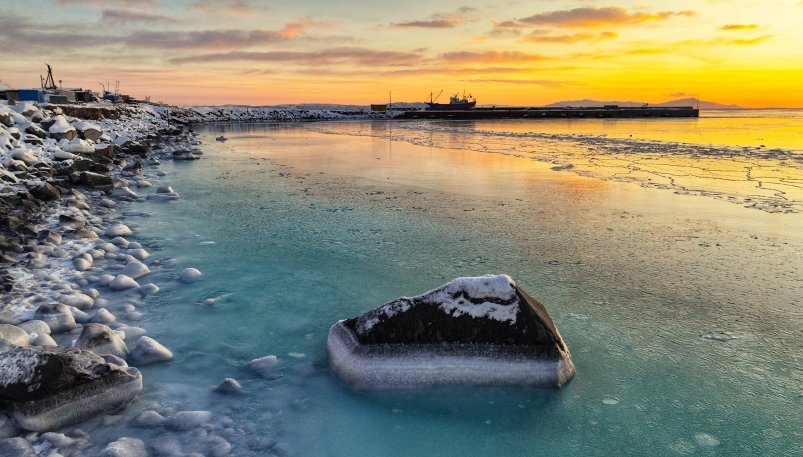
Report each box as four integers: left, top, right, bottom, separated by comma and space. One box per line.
1, 0, 802, 107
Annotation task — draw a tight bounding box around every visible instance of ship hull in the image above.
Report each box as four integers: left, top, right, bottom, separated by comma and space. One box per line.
426, 101, 476, 111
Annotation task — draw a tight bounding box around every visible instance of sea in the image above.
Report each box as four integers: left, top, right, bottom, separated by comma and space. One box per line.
87, 110, 801, 456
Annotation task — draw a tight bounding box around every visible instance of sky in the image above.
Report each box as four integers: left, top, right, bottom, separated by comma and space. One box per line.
0, 0, 802, 107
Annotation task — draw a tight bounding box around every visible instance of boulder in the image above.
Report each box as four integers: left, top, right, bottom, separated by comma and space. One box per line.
37, 229, 62, 246
125, 142, 149, 156
74, 323, 128, 358
48, 115, 77, 141
0, 345, 142, 431
328, 274, 576, 389
79, 171, 113, 188
28, 182, 61, 201
129, 336, 172, 365
24, 123, 47, 138
73, 121, 102, 142
34, 303, 77, 333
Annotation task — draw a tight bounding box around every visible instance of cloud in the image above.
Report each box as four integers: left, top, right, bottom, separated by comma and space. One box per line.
189, 0, 258, 17
391, 8, 476, 29
57, 0, 160, 6
500, 7, 696, 29
439, 50, 546, 64
125, 21, 314, 49
720, 24, 759, 31
521, 31, 617, 43
170, 47, 423, 66
100, 9, 179, 25
392, 18, 465, 28
460, 78, 570, 88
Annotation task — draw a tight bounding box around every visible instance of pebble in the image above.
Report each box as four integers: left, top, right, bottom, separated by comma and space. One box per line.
126, 248, 150, 260
0, 413, 20, 439
110, 236, 130, 247
109, 274, 140, 291
214, 378, 243, 394
103, 224, 133, 238
121, 261, 150, 280
137, 283, 159, 297
70, 306, 91, 323
97, 437, 146, 457
0, 324, 29, 347
164, 410, 213, 431
73, 258, 92, 271
130, 336, 173, 365
179, 268, 202, 283
132, 410, 166, 428
245, 355, 281, 378
60, 293, 95, 309
34, 303, 77, 333
96, 274, 115, 287
31, 333, 58, 347
17, 320, 50, 336
90, 308, 117, 324
41, 432, 74, 449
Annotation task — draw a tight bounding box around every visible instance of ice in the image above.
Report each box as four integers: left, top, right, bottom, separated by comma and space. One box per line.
693, 433, 720, 448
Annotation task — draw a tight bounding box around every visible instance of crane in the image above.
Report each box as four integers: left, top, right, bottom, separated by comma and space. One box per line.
426, 90, 444, 104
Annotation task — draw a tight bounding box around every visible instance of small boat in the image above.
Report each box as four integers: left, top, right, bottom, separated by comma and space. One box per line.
425, 91, 477, 110
215, 135, 227, 142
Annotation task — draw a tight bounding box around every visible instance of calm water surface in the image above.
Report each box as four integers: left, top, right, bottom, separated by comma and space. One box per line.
93, 116, 801, 456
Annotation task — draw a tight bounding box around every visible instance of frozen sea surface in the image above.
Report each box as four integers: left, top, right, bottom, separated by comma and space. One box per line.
85, 118, 801, 456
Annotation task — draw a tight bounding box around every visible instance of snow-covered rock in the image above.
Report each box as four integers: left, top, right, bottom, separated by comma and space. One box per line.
109, 274, 140, 291
129, 336, 172, 365
0, 345, 142, 431
328, 275, 576, 389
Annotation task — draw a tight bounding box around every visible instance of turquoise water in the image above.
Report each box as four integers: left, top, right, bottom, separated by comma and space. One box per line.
96, 120, 800, 456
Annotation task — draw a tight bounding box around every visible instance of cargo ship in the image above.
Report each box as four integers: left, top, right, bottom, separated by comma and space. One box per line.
426, 91, 476, 110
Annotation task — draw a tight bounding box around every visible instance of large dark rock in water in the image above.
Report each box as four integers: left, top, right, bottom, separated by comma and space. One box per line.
328, 275, 575, 389
0, 346, 142, 431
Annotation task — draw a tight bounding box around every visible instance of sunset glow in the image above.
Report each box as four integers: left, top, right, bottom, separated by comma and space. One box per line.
1, 0, 802, 107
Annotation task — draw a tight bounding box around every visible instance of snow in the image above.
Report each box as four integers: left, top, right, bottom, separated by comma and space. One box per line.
48, 115, 76, 134
0, 347, 44, 387
357, 274, 520, 334
430, 274, 519, 323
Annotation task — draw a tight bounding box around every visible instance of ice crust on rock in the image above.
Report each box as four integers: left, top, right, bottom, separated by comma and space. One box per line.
129, 336, 172, 365
329, 275, 575, 389
178, 267, 202, 283
0, 346, 142, 431
103, 224, 133, 238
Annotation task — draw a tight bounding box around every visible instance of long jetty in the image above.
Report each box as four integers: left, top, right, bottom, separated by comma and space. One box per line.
396, 106, 699, 119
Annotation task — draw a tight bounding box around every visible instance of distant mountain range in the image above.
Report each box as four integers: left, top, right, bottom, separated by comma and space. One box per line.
545, 98, 744, 110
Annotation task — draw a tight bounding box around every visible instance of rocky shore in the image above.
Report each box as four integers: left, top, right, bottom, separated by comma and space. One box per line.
0, 100, 237, 456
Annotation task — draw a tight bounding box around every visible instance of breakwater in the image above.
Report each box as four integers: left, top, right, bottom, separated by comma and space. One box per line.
397, 106, 699, 119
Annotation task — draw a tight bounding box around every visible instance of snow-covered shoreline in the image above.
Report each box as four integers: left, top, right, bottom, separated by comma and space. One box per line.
0, 100, 219, 454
